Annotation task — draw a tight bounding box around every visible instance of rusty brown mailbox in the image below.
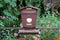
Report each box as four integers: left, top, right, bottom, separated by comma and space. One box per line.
20, 6, 38, 28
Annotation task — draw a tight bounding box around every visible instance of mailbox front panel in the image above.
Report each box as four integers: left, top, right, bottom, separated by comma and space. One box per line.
21, 14, 37, 28
20, 6, 38, 28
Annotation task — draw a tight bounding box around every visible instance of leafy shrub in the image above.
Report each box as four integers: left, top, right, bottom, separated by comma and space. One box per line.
0, 0, 60, 40
36, 3, 60, 28
0, 0, 21, 27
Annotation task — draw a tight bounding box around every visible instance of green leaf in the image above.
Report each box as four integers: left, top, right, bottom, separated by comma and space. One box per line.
0, 0, 2, 1
0, 21, 4, 27
12, 0, 16, 2
11, 16, 18, 20
0, 3, 3, 7
4, 0, 11, 3
3, 10, 11, 16
14, 11, 20, 15
10, 2, 16, 7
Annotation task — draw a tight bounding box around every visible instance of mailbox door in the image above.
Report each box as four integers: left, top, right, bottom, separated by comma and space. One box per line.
21, 7, 37, 28
21, 14, 37, 28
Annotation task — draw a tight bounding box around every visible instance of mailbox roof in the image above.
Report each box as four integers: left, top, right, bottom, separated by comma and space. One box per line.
20, 6, 38, 10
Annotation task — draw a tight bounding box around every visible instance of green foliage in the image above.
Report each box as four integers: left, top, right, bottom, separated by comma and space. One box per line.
0, 0, 44, 27
0, 20, 4, 27
1, 30, 17, 40
40, 30, 59, 40
0, 3, 3, 7
0, 0, 60, 40
0, 0, 20, 27
39, 13, 60, 28
36, 3, 60, 28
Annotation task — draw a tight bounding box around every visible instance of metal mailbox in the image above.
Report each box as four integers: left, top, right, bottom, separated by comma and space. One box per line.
20, 6, 38, 28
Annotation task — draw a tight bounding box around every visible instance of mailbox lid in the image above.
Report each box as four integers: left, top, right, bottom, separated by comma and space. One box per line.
20, 6, 38, 14
20, 6, 38, 11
